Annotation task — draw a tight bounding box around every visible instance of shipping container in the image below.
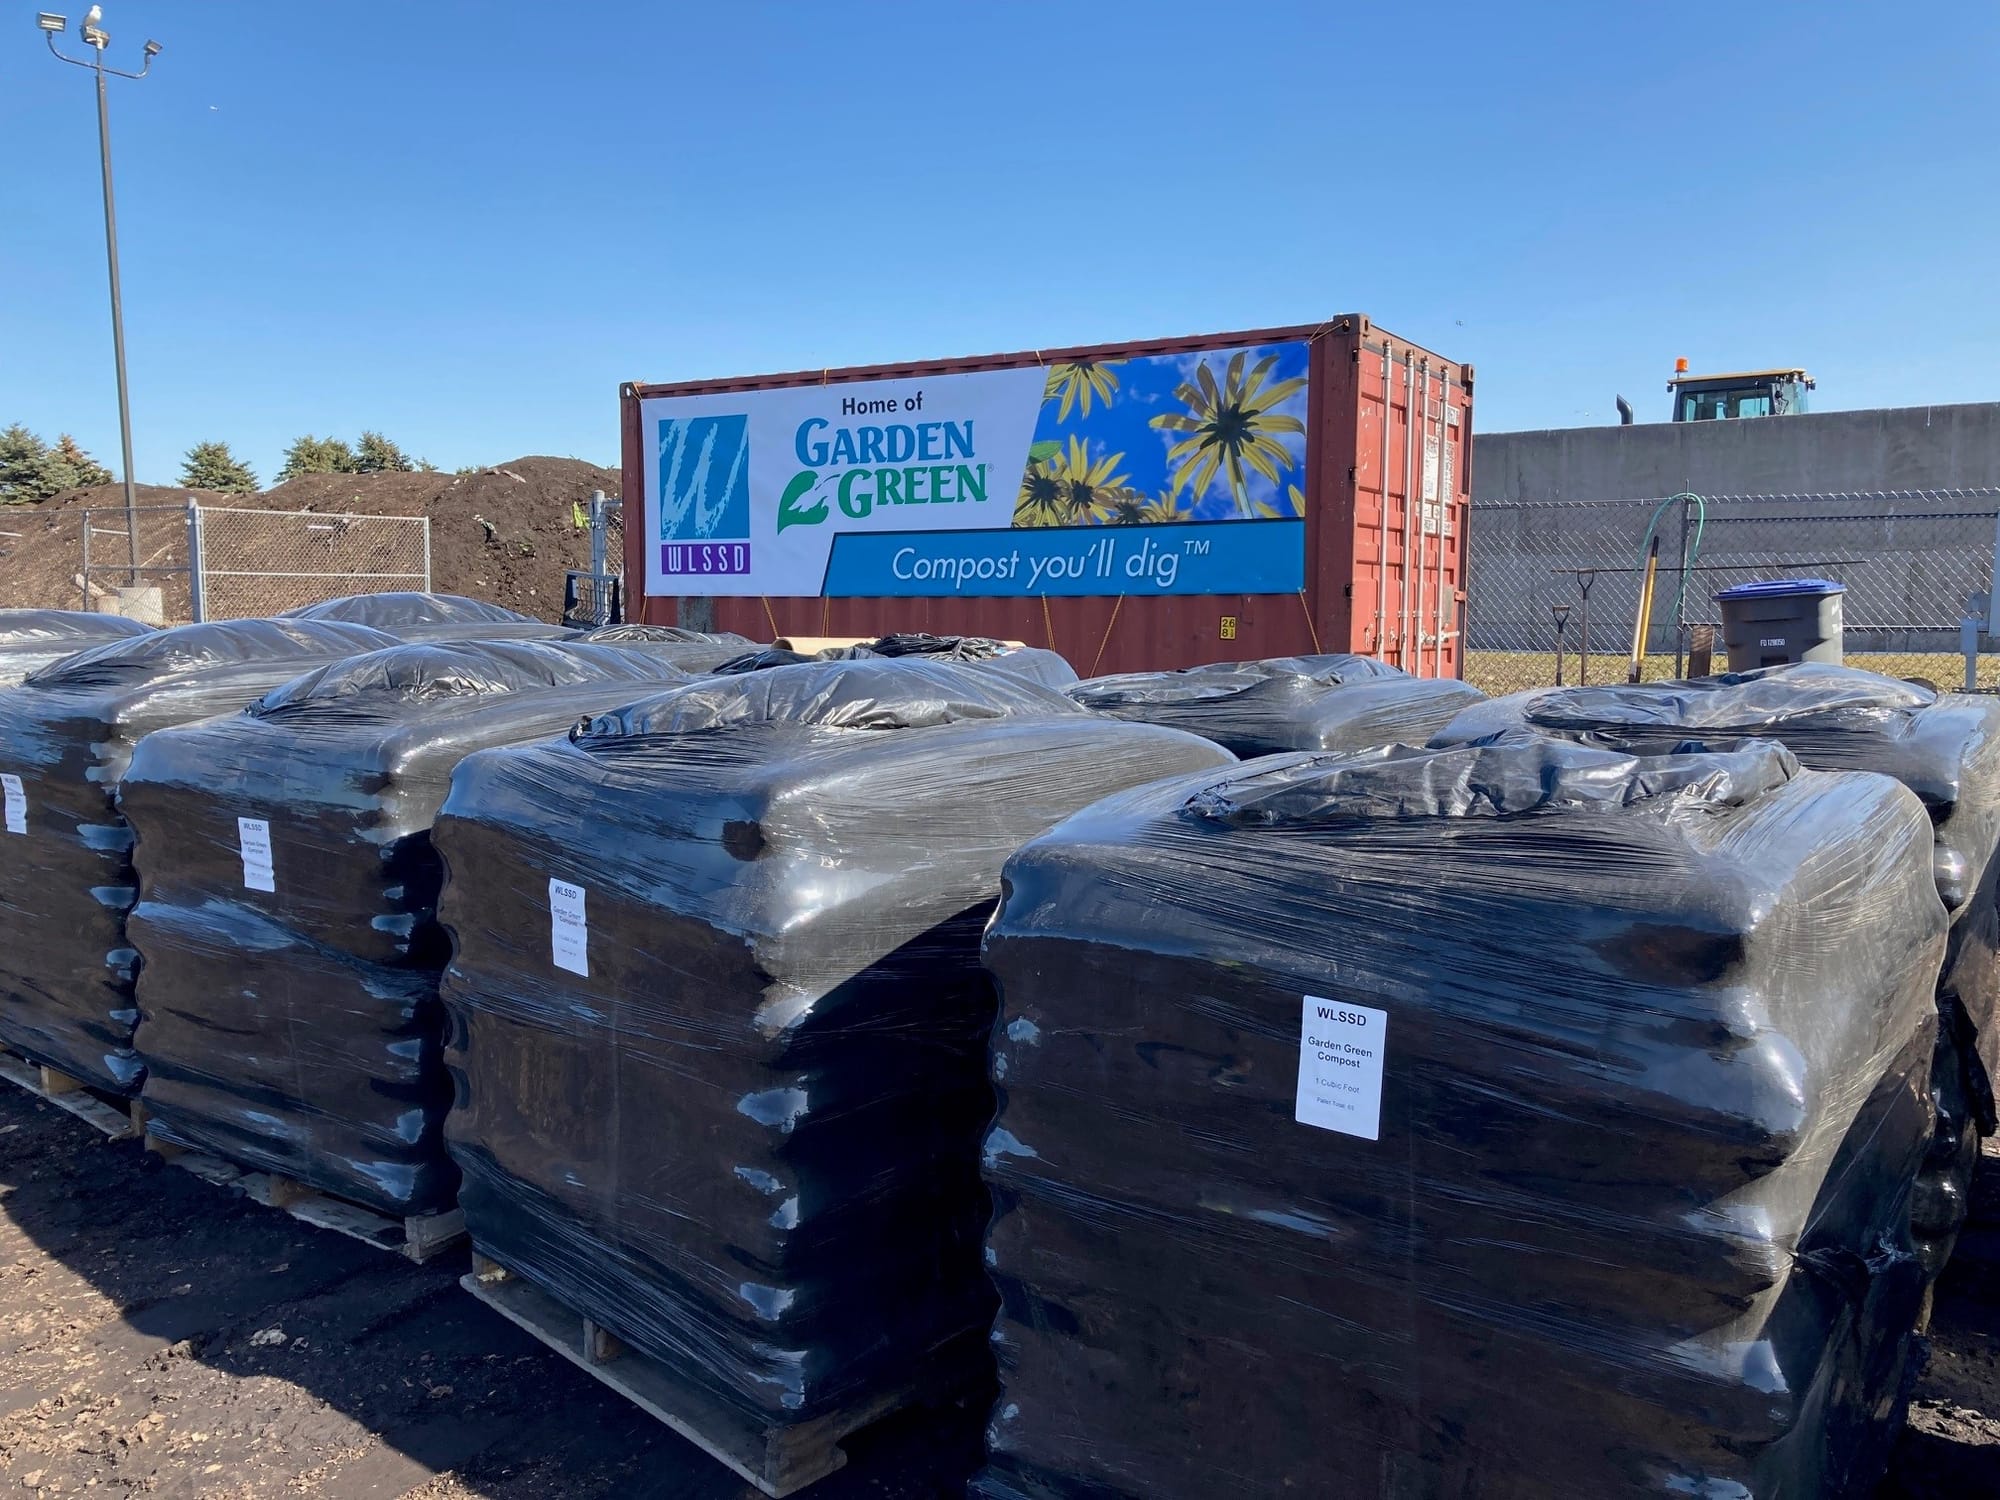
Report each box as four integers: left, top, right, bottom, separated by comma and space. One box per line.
619, 317, 1472, 678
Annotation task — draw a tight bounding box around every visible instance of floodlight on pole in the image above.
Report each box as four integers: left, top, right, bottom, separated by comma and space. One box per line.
36, 4, 158, 589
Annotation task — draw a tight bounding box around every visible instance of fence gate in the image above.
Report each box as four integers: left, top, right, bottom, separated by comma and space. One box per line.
80, 502, 431, 621
562, 490, 623, 627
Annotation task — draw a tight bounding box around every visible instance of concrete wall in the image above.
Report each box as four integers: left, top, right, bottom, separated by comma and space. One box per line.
1474, 402, 2000, 504
1466, 404, 2000, 656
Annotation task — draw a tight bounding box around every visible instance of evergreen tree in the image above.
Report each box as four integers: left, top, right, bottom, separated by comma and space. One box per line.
352, 430, 419, 474
48, 434, 113, 490
0, 424, 51, 500
0, 425, 115, 500
277, 434, 358, 481
180, 441, 260, 494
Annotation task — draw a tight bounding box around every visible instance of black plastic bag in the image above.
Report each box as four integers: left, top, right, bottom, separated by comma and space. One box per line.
0, 619, 398, 1093
979, 734, 1941, 1500
283, 591, 573, 640
0, 609, 153, 688
1432, 663, 2000, 1268
433, 656, 1233, 1426
841, 634, 1079, 689
1068, 653, 1483, 755
578, 623, 752, 646
117, 639, 702, 1211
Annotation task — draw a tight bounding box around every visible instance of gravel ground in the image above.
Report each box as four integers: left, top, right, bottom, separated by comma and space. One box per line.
0, 1083, 1992, 1498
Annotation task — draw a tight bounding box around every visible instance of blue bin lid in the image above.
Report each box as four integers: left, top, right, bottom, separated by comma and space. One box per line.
1714, 577, 1846, 601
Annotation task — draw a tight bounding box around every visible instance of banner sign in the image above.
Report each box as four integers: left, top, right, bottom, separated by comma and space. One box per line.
639, 340, 1310, 598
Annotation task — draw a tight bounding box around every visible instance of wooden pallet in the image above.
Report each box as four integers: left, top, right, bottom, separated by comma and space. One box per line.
0, 1051, 143, 1140
462, 1252, 936, 1497
143, 1130, 465, 1263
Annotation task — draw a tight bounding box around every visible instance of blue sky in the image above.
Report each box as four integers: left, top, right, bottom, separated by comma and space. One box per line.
3, 2, 1995, 486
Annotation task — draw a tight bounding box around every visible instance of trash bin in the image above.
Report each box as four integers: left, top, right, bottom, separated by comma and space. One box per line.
1715, 578, 1845, 670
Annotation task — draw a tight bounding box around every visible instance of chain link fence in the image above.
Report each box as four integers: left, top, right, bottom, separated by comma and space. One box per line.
79, 504, 196, 621
1464, 489, 2000, 696
563, 492, 623, 627
195, 507, 429, 618
77, 502, 429, 622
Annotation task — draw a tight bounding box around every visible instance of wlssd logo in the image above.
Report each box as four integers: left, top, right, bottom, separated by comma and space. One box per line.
657, 414, 751, 576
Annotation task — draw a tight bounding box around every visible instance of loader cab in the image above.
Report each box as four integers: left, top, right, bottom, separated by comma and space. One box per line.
1667, 362, 1814, 422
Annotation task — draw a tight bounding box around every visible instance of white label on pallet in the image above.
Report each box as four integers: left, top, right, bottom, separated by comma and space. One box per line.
1296, 996, 1387, 1141
549, 878, 589, 977
2, 775, 24, 836
237, 816, 276, 892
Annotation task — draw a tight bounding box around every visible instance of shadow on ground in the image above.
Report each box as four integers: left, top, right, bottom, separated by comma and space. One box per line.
0, 1082, 1995, 1498
0, 1086, 981, 1498
1878, 1139, 2000, 1499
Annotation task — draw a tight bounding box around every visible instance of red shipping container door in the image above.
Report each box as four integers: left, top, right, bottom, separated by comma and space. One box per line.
620, 316, 1472, 678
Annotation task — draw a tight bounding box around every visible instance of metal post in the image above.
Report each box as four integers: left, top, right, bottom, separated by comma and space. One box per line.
1964, 594, 1986, 693
40, 18, 160, 585
420, 518, 433, 592
1674, 495, 1692, 677
184, 499, 205, 622
91, 56, 140, 583
589, 489, 608, 577
1576, 570, 1596, 685
80, 510, 92, 611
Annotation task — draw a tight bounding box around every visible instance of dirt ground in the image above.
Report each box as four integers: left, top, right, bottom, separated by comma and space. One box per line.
0, 459, 619, 622
0, 1088, 978, 1498
0, 1086, 1992, 1499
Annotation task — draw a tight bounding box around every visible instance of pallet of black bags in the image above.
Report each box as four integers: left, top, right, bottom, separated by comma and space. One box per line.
0, 1049, 143, 1141
142, 1128, 466, 1263
460, 1250, 968, 1497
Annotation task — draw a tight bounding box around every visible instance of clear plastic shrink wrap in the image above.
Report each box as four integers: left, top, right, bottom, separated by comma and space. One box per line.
117, 639, 708, 1214
1066, 653, 1482, 756
978, 735, 1943, 1500
1432, 663, 2000, 1269
0, 619, 398, 1093
843, 633, 1079, 690
577, 623, 753, 646
431, 657, 1233, 1426
0, 610, 154, 688
283, 591, 575, 641
713, 634, 1078, 690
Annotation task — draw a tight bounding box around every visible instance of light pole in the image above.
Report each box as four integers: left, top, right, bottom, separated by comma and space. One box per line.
37, 8, 160, 586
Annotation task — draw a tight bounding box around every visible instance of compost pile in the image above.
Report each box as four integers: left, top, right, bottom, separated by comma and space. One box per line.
979, 735, 1943, 1500
433, 657, 1232, 1427
0, 619, 398, 1093
1066, 653, 1482, 755
0, 608, 153, 688
0, 459, 620, 619
115, 638, 714, 1216
1432, 663, 2000, 1271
